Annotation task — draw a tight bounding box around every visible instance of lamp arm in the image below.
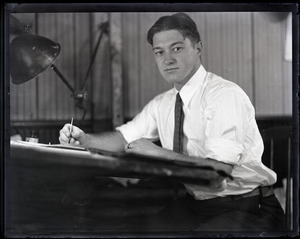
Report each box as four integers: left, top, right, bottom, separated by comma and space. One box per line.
80, 21, 109, 91
51, 64, 75, 94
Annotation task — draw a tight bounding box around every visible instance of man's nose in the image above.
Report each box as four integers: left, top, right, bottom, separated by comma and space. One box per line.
164, 53, 175, 65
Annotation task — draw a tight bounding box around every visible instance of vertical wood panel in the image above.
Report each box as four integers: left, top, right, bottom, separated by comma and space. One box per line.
10, 66, 20, 120
253, 12, 287, 116
236, 12, 254, 101
110, 13, 124, 127
283, 61, 292, 115
54, 13, 75, 120
91, 13, 111, 121
9, 81, 18, 120
205, 12, 223, 77
282, 14, 293, 116
74, 13, 92, 120
203, 12, 253, 101
37, 13, 57, 120
122, 13, 140, 118
10, 76, 37, 120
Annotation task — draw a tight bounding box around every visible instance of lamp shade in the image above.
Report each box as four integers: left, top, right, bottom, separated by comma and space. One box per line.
10, 34, 61, 84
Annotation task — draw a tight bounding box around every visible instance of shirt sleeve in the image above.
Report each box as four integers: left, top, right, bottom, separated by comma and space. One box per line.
203, 86, 254, 165
116, 98, 159, 144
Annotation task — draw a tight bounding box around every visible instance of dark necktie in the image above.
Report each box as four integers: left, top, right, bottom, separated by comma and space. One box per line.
172, 93, 185, 199
173, 93, 184, 154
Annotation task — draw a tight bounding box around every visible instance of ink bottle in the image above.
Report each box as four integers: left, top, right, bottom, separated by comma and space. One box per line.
26, 130, 39, 143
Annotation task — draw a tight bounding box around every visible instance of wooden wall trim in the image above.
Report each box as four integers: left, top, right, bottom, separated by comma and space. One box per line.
10, 120, 92, 128
109, 13, 124, 128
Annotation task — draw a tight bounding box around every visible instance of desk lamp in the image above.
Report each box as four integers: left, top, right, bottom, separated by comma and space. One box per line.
10, 20, 109, 120
10, 34, 87, 115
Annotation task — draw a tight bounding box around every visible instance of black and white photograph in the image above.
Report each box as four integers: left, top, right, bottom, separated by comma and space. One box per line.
1, 2, 299, 238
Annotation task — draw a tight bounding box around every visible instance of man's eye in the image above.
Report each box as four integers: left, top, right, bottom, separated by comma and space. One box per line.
173, 47, 182, 52
155, 51, 163, 56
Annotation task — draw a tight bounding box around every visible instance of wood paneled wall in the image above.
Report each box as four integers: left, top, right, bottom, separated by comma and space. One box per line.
10, 12, 293, 140
253, 12, 293, 116
10, 12, 111, 123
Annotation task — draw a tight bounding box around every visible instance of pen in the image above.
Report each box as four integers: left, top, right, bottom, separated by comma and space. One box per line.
69, 117, 73, 143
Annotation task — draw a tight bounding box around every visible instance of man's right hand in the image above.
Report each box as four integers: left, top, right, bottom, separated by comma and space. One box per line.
59, 123, 87, 145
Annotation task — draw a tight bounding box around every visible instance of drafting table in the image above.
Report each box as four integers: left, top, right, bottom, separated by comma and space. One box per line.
9, 140, 231, 185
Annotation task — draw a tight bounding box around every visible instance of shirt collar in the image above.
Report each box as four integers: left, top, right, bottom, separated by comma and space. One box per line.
175, 64, 207, 107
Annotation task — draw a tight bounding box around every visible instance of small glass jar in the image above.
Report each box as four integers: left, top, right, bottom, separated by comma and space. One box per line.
26, 130, 39, 143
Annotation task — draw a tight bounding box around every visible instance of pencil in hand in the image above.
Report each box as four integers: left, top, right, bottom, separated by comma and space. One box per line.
68, 117, 73, 144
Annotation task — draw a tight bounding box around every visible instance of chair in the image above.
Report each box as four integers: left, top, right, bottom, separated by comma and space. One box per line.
260, 125, 293, 231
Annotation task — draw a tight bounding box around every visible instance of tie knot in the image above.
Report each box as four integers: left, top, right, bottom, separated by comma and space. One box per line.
176, 93, 182, 105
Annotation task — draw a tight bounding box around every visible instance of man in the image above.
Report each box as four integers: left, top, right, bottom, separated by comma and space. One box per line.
59, 13, 284, 232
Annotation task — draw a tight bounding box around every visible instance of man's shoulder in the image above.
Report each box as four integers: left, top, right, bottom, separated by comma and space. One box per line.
206, 72, 246, 95
204, 72, 251, 105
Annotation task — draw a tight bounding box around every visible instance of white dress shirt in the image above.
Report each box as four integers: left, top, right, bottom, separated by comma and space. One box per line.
116, 65, 276, 200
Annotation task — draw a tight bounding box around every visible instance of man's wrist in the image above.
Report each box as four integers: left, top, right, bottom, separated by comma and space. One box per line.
81, 133, 90, 147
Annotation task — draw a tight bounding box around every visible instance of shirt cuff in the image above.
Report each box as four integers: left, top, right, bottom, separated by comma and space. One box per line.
205, 138, 244, 165
116, 123, 140, 144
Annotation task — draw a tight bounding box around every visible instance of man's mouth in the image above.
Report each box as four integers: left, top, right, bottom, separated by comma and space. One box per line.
164, 67, 179, 72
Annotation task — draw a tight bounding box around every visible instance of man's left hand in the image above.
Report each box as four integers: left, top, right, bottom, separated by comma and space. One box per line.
125, 138, 161, 155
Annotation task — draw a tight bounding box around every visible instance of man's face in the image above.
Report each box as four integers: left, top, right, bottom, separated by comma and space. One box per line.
152, 30, 201, 90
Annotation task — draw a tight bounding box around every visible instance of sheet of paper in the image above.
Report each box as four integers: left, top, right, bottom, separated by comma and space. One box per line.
11, 140, 87, 151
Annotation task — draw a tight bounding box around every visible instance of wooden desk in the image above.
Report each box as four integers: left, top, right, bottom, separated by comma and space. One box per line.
5, 141, 230, 236
9, 141, 227, 185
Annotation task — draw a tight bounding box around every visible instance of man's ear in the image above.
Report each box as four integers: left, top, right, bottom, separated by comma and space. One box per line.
196, 41, 202, 54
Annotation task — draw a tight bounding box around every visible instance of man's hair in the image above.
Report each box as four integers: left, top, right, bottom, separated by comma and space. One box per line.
147, 12, 201, 45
